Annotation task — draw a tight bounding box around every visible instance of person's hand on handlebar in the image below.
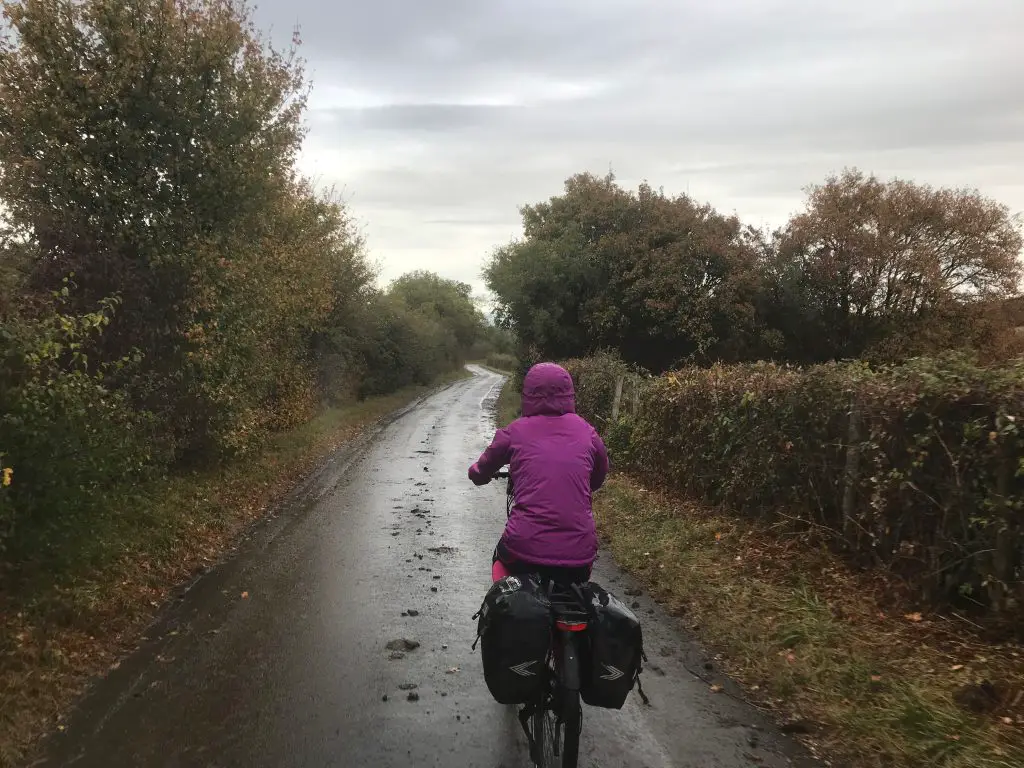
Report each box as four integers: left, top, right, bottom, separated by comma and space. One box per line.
469, 462, 509, 485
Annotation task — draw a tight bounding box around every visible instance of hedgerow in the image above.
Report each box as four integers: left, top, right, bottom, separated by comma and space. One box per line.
566, 353, 1024, 628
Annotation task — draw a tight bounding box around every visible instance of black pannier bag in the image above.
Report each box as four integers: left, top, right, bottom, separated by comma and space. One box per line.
473, 574, 552, 704
580, 581, 646, 709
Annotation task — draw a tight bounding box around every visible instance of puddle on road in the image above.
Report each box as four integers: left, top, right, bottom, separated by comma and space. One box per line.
477, 376, 505, 442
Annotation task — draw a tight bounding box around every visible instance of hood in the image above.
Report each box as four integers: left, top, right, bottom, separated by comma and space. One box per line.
521, 362, 576, 417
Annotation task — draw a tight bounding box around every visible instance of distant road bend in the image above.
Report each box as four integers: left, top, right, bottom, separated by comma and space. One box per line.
37, 365, 815, 767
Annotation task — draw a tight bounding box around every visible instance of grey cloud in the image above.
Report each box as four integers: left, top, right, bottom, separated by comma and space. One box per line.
263, 0, 1024, 289
318, 103, 515, 133
421, 215, 516, 227
272, 1, 1021, 101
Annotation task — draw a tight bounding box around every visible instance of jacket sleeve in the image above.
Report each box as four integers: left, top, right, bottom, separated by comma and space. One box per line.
468, 427, 513, 486
590, 429, 609, 491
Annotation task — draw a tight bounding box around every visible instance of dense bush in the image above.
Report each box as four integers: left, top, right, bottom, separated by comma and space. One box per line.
0, 288, 161, 556
352, 294, 456, 398
1, 0, 324, 459
0, 1, 493, 567
473, 325, 516, 362
566, 354, 1024, 627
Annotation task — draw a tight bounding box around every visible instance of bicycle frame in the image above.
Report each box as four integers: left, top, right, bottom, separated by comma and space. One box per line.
518, 585, 588, 766
551, 585, 588, 684
554, 618, 587, 689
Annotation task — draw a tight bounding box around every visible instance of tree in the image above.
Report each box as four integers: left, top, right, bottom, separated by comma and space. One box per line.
486, 168, 1023, 370
0, 0, 373, 457
0, 2, 477, 571
310, 270, 489, 402
387, 270, 486, 356
485, 172, 758, 370
773, 169, 1024, 361
485, 237, 599, 360
349, 291, 451, 396
582, 182, 759, 369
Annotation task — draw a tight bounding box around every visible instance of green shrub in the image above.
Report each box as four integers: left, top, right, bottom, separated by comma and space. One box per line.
0, 293, 162, 560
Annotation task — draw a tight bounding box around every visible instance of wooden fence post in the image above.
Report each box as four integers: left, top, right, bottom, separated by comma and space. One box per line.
611, 375, 624, 422
842, 398, 861, 546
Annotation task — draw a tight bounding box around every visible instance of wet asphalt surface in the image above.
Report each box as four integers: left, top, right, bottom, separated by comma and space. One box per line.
34, 366, 819, 768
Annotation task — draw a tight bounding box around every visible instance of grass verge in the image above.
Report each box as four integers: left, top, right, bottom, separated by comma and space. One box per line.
0, 371, 468, 767
494, 375, 520, 427
595, 476, 1024, 768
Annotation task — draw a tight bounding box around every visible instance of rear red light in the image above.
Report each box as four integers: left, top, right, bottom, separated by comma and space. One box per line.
556, 620, 588, 632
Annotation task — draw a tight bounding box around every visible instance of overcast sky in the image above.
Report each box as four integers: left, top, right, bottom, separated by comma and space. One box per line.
251, 0, 1024, 299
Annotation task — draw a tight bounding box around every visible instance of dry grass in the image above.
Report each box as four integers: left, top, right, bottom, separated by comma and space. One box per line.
595, 476, 1024, 768
0, 374, 466, 767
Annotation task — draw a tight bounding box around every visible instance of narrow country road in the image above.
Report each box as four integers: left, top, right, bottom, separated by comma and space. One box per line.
35, 366, 816, 768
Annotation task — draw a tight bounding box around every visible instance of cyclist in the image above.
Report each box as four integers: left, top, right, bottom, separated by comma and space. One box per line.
468, 362, 609, 585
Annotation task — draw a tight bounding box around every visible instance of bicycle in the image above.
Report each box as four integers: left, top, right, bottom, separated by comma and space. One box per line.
492, 469, 589, 768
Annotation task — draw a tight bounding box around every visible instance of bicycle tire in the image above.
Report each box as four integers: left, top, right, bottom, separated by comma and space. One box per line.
531, 702, 556, 767
531, 687, 581, 768
559, 688, 581, 767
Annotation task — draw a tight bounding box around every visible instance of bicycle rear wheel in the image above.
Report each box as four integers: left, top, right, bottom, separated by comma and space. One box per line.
531, 688, 581, 768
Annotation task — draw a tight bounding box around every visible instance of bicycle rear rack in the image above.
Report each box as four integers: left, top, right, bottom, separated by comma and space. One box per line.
547, 584, 589, 632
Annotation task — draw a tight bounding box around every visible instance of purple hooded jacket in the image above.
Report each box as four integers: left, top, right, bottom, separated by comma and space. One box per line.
468, 363, 609, 567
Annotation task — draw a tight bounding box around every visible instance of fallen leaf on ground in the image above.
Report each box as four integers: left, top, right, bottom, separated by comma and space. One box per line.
241, 591, 249, 599
951, 664, 964, 671
710, 684, 723, 693
904, 612, 923, 622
